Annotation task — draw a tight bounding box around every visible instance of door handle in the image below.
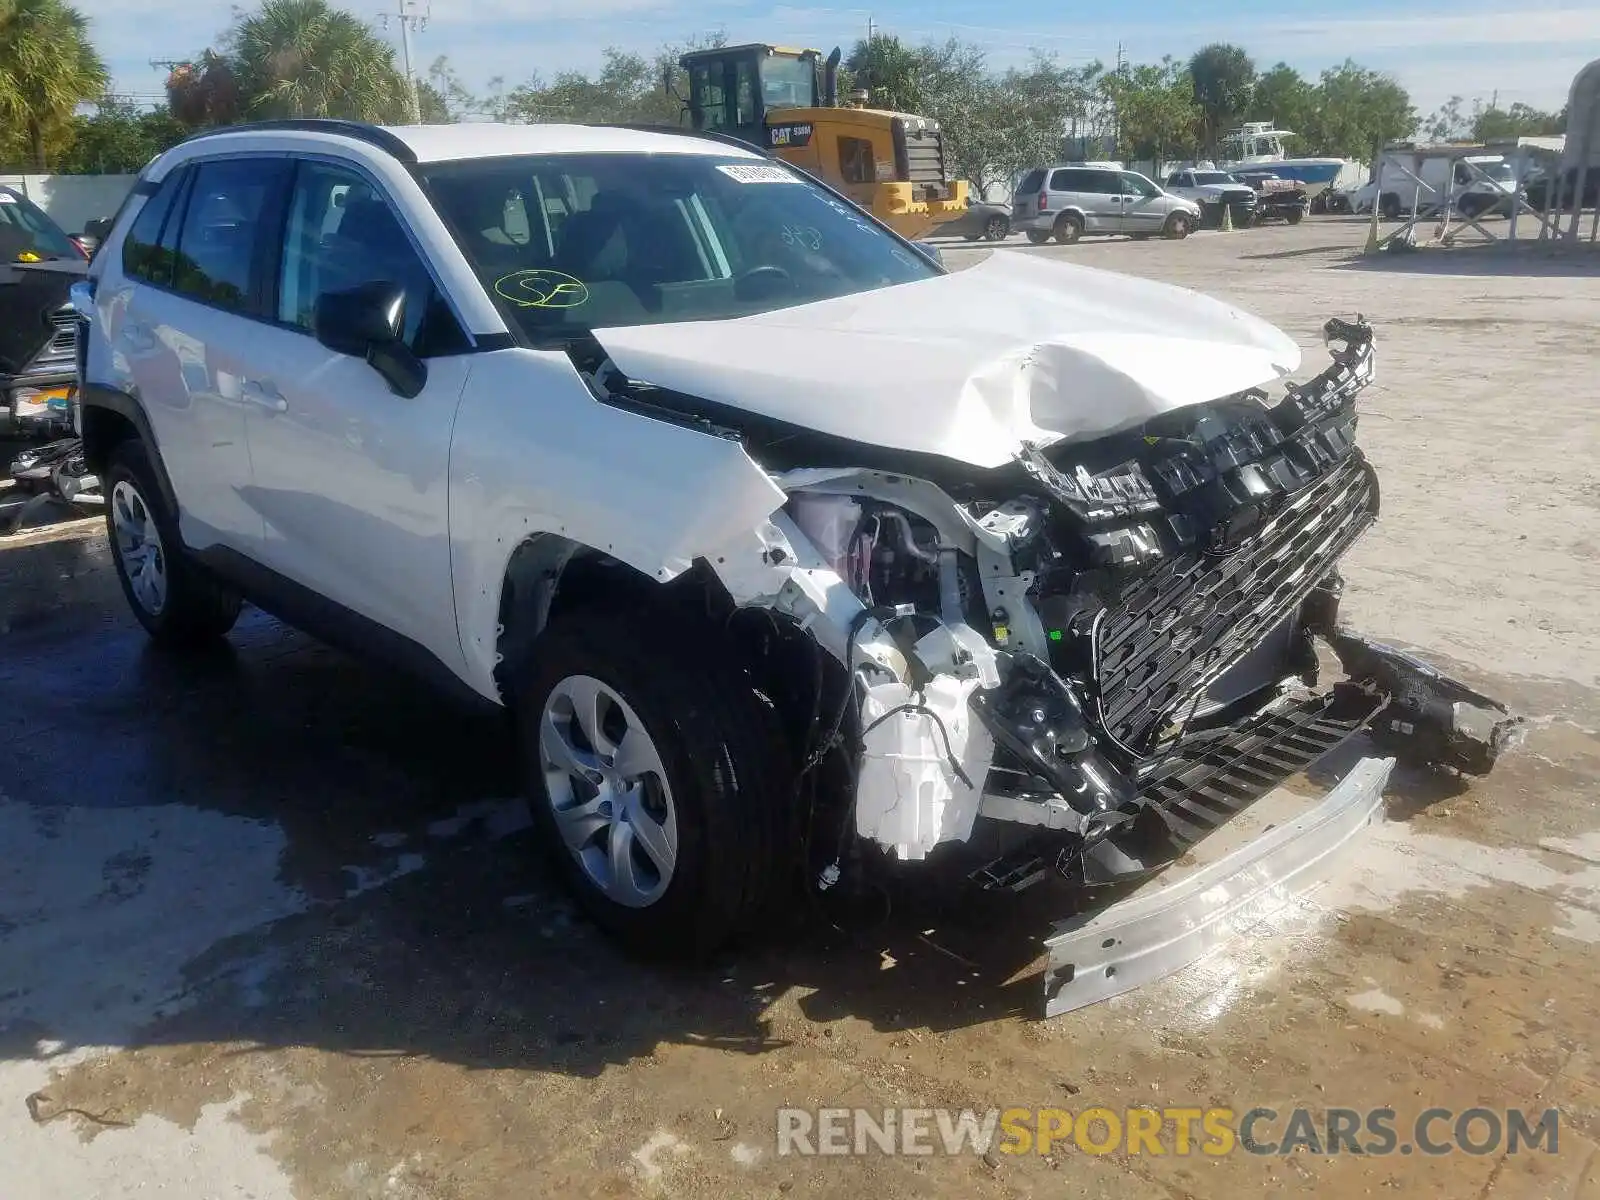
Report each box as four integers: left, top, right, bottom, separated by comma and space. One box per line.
242, 380, 287, 414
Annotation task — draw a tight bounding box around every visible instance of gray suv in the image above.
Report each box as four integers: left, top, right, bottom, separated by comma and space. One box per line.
1011, 165, 1202, 244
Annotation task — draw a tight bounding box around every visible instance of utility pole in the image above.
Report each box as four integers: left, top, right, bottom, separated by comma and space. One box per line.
378, 0, 429, 124
1113, 41, 1124, 157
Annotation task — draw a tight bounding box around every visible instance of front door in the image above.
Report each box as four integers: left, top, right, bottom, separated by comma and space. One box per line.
1119, 171, 1170, 235
235, 158, 473, 668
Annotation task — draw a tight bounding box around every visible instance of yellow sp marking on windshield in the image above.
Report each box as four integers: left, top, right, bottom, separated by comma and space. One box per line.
494, 269, 591, 309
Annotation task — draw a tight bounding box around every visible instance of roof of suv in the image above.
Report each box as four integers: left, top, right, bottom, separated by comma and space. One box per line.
170, 120, 764, 166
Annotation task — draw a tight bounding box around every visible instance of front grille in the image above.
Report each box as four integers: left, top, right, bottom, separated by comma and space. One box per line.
26, 307, 77, 371
47, 309, 76, 354
1091, 453, 1378, 755
1135, 685, 1382, 837
903, 129, 947, 184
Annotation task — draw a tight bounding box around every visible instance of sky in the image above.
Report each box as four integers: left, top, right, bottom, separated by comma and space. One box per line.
79, 0, 1600, 123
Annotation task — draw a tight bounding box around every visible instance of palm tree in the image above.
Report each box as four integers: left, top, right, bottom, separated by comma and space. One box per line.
229, 0, 411, 123
0, 0, 108, 169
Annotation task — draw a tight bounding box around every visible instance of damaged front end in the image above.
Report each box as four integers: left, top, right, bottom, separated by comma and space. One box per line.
589, 315, 1521, 1012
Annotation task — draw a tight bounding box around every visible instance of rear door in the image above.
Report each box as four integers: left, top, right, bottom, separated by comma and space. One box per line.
113, 157, 290, 551
1012, 168, 1045, 223
1074, 170, 1125, 233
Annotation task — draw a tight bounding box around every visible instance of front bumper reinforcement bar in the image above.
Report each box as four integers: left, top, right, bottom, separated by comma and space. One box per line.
1041, 755, 1394, 1016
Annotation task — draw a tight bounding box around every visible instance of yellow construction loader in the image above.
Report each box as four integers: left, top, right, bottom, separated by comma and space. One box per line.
676, 43, 968, 241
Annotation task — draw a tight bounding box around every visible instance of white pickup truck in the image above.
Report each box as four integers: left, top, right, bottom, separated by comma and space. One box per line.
1162, 168, 1258, 226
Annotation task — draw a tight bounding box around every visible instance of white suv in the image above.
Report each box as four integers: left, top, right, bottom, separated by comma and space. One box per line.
76, 120, 1513, 992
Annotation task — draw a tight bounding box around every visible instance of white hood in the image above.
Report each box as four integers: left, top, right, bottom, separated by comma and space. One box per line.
594, 251, 1302, 470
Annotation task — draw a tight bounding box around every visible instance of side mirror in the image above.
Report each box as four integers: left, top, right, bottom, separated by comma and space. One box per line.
82, 217, 110, 240
313, 281, 426, 398
910, 240, 944, 268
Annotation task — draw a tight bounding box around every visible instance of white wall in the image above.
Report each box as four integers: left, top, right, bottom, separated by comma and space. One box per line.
0, 174, 137, 234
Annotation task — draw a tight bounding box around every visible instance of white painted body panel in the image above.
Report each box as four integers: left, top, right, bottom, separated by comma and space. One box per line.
446, 348, 786, 699
231, 320, 473, 671
102, 279, 261, 550
595, 251, 1302, 469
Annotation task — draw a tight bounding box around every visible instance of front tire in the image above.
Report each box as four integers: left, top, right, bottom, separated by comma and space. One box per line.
105, 440, 241, 647
983, 214, 1010, 241
1163, 212, 1194, 239
512, 609, 789, 960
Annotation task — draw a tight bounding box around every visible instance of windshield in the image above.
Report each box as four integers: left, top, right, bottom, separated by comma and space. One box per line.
760, 54, 816, 111
0, 189, 78, 260
1482, 162, 1514, 183
1192, 172, 1234, 185
421, 153, 938, 343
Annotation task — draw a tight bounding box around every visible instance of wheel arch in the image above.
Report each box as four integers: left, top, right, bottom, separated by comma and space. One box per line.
80, 385, 178, 516
490, 532, 728, 705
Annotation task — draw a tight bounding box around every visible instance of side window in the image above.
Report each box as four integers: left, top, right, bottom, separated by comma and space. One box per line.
1085, 171, 1121, 195
1121, 173, 1158, 198
693, 63, 728, 129
171, 158, 286, 313
277, 160, 468, 358
838, 136, 875, 185
735, 59, 757, 126
1048, 169, 1077, 191
121, 168, 187, 285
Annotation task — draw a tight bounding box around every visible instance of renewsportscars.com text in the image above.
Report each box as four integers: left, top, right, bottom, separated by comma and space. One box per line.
775, 1106, 1560, 1158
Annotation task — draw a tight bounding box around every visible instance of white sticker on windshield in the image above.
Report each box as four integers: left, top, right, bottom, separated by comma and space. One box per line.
0, 193, 15, 203
717, 163, 799, 185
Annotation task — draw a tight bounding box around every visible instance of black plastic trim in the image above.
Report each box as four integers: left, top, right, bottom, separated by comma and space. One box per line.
194, 545, 501, 714
597, 122, 776, 157
78, 383, 179, 514
174, 119, 420, 165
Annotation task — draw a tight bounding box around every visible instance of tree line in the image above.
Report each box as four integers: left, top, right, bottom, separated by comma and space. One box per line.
1, 0, 1571, 183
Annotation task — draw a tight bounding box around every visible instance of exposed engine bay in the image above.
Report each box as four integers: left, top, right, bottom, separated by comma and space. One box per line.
580, 315, 1521, 901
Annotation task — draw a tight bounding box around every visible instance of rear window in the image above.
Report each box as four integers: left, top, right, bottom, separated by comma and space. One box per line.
1017, 169, 1046, 194
0, 189, 78, 261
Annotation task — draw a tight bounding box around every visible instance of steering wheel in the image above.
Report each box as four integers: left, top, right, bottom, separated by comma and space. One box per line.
734, 264, 793, 302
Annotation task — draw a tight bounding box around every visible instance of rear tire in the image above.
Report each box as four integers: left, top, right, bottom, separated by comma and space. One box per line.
511, 608, 790, 960
983, 215, 1010, 241
1380, 193, 1402, 221
104, 440, 241, 647
1286, 209, 1305, 225
1025, 229, 1051, 245
1163, 212, 1193, 239
1053, 213, 1083, 244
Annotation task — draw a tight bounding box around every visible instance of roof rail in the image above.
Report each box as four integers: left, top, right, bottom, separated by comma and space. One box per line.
174, 118, 418, 164
595, 122, 772, 157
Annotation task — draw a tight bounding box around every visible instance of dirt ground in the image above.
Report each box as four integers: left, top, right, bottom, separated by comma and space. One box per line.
3, 216, 1599, 1199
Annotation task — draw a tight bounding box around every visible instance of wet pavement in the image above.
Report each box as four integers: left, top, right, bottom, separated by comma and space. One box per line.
3, 217, 1600, 1198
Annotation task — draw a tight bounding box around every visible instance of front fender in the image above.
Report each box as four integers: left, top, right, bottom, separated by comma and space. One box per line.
448, 348, 786, 700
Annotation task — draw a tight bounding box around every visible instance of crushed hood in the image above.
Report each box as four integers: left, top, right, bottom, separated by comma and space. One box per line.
593, 251, 1302, 469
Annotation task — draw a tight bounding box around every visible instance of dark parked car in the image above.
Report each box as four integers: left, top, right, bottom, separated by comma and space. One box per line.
931, 199, 1011, 241
1524, 166, 1600, 212
0, 186, 88, 438
1227, 168, 1310, 224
